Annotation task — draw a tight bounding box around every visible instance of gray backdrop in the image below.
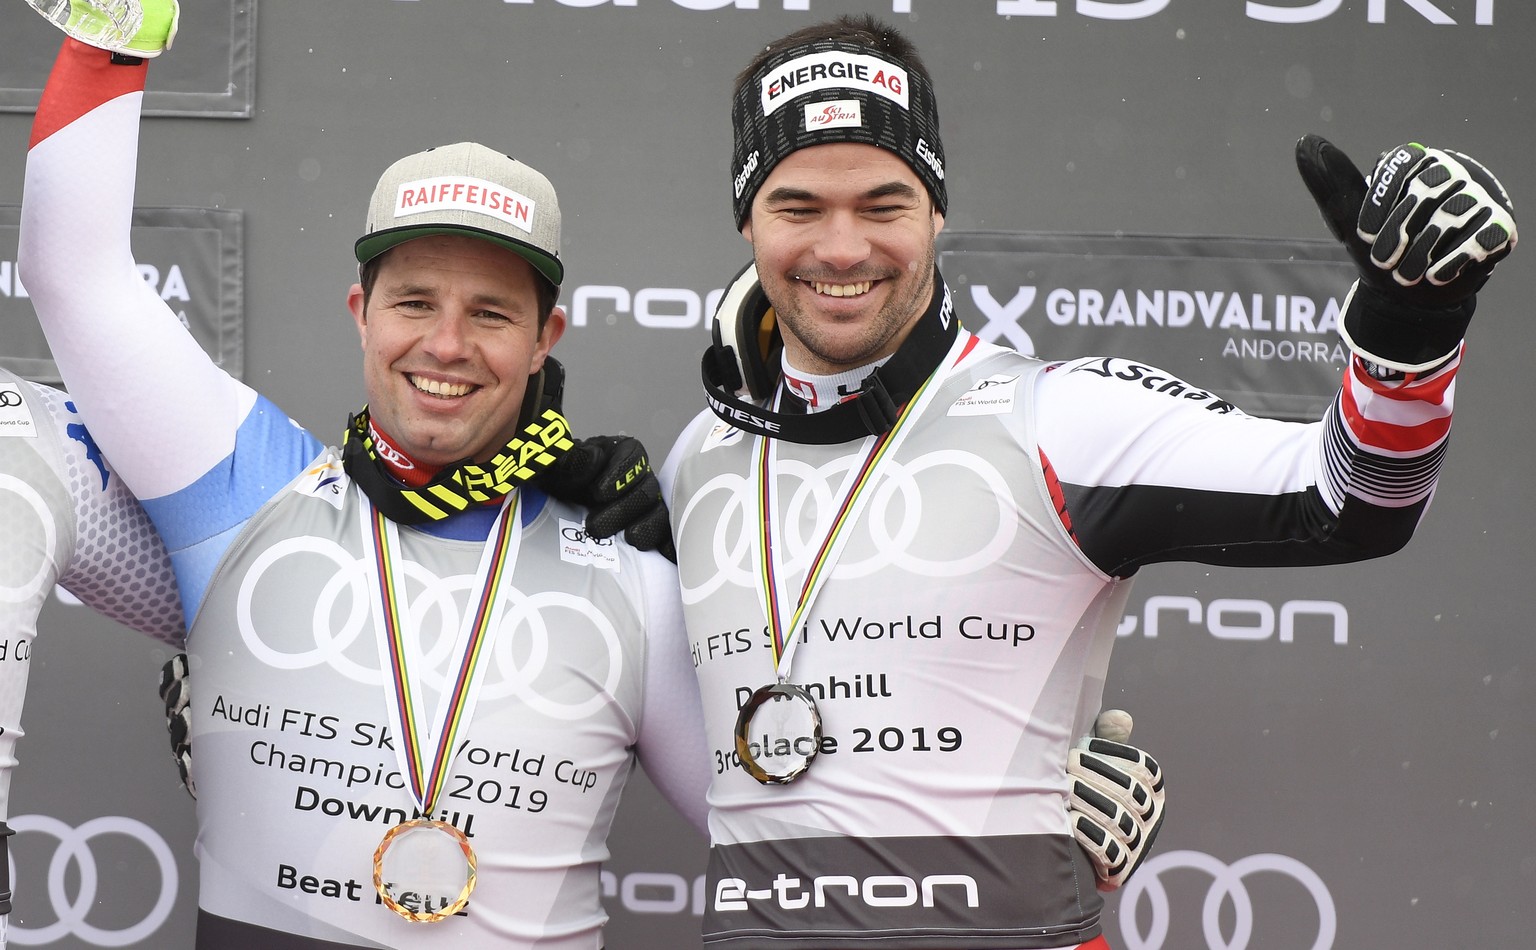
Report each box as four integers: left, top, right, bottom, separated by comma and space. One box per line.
0, 1, 1531, 947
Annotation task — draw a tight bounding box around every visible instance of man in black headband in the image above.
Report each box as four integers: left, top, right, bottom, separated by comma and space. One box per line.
666, 14, 1515, 950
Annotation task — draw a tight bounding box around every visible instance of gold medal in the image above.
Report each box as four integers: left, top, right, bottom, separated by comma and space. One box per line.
373, 818, 477, 923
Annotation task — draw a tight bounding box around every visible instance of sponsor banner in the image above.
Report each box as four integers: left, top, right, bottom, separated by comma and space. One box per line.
0, 0, 254, 118
1118, 593, 1348, 646
1116, 850, 1335, 950
937, 231, 1356, 421
8, 813, 181, 947
704, 833, 1099, 948
273, 1, 1500, 26
0, 206, 244, 383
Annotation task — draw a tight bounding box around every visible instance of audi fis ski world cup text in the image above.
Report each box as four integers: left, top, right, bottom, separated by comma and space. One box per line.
486, 0, 1499, 27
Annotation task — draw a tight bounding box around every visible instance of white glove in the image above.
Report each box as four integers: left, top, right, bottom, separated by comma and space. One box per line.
27, 0, 179, 58
1067, 709, 1164, 892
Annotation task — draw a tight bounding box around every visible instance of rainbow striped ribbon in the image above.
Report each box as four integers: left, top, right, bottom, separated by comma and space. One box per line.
361, 493, 522, 816
755, 335, 968, 679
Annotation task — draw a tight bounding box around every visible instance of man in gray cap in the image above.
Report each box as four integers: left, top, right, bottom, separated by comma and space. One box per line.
665, 14, 1515, 950
18, 11, 709, 949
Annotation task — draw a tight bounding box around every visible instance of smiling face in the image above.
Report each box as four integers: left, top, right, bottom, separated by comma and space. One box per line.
742, 141, 944, 376
348, 233, 565, 468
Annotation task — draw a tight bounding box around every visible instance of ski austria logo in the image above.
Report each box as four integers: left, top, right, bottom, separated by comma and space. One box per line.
1117, 850, 1336, 950
8, 814, 179, 946
805, 99, 862, 131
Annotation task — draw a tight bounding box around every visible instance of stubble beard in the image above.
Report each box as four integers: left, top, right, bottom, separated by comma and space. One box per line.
762, 240, 937, 375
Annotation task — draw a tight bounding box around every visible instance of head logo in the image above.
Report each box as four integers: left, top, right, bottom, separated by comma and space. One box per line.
8, 814, 179, 946
1117, 850, 1336, 950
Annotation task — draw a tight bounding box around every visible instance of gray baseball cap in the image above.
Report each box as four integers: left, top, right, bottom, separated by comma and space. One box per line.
355, 141, 563, 287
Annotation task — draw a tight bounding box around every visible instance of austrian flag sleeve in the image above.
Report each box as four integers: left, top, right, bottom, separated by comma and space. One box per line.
1031, 345, 1463, 577
1321, 351, 1457, 513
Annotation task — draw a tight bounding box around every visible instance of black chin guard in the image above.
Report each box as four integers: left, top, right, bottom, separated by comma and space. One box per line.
700, 264, 959, 444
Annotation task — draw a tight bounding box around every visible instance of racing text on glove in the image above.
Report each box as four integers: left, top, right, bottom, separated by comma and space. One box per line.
1297, 134, 1516, 372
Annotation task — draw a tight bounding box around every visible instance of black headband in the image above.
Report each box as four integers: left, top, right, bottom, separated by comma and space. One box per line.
730, 38, 948, 229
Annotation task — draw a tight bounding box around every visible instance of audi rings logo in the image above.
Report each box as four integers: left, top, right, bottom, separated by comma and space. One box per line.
676, 449, 1016, 603
1118, 850, 1336, 950
0, 475, 59, 603
236, 537, 625, 718
561, 525, 614, 546
0, 389, 22, 408
7, 814, 178, 946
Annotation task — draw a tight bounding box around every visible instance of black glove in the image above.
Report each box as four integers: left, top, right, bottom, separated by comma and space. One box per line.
158, 653, 196, 799
538, 435, 676, 562
1297, 134, 1516, 371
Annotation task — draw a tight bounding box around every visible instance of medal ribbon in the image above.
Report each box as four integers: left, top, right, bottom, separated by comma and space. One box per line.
359, 493, 522, 816
755, 332, 972, 680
